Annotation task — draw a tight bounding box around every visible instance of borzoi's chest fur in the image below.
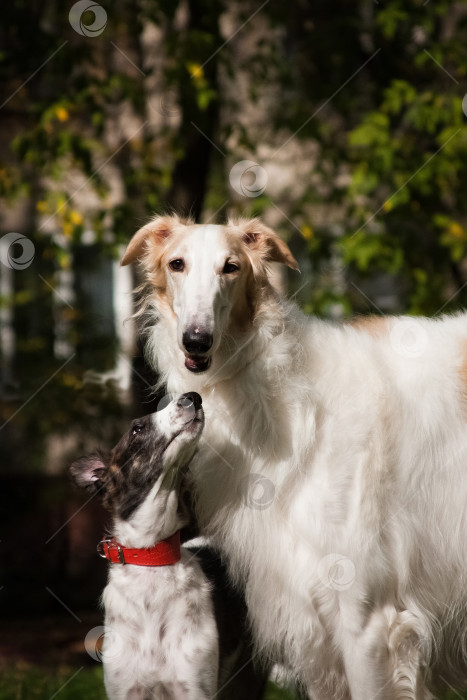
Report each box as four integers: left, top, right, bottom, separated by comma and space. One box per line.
150, 302, 467, 695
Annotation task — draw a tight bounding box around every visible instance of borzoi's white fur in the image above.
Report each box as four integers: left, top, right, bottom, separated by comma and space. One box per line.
122, 215, 467, 699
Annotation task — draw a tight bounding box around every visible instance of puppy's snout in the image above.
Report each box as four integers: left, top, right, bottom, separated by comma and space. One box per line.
178, 392, 202, 411
182, 328, 213, 355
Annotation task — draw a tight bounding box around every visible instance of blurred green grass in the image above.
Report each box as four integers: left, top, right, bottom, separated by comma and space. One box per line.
0, 664, 105, 700
1, 664, 465, 699
0, 664, 300, 700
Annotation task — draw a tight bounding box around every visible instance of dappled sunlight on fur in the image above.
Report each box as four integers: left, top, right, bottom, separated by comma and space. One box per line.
122, 216, 467, 699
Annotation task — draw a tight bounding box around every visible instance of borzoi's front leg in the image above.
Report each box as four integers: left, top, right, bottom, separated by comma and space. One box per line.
340, 606, 431, 700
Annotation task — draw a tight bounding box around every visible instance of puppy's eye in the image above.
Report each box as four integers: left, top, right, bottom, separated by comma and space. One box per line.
131, 423, 144, 436
222, 260, 239, 274
169, 259, 185, 272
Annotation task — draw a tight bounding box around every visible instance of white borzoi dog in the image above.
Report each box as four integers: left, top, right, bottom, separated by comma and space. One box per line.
121, 215, 467, 699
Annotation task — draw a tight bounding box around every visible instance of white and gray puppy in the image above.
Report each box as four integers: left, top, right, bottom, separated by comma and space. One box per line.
71, 392, 219, 700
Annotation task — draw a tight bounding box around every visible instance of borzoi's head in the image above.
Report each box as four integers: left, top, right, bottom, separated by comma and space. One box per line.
121, 216, 299, 374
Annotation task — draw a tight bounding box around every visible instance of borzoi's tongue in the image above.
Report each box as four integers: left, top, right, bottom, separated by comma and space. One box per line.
185, 356, 211, 373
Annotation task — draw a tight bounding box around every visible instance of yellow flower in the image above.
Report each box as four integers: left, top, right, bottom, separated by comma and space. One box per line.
383, 199, 393, 212
70, 210, 83, 226
56, 107, 69, 122
59, 253, 71, 269
301, 224, 314, 240
187, 62, 203, 80
448, 221, 463, 238
62, 373, 82, 389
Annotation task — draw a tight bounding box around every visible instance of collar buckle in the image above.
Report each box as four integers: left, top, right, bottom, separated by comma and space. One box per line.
97, 537, 125, 564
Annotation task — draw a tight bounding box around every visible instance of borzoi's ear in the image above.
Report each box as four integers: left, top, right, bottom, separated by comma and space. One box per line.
237, 219, 300, 272
70, 451, 109, 493
120, 216, 175, 266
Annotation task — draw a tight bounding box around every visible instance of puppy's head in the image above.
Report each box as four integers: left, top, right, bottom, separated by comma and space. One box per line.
120, 216, 299, 374
70, 392, 204, 521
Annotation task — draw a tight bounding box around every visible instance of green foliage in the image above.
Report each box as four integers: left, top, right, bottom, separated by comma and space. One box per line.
341, 231, 404, 275
343, 69, 467, 312
261, 0, 467, 315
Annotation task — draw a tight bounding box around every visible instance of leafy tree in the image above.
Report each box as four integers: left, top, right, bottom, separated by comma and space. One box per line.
255, 0, 467, 314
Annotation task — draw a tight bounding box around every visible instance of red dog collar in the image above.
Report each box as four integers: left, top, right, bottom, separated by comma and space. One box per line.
97, 531, 181, 566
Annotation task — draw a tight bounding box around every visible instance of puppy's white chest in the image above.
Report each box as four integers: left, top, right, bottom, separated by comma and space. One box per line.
102, 555, 218, 697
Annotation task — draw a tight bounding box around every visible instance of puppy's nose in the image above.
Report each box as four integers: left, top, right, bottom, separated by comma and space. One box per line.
182, 328, 213, 355
178, 392, 202, 411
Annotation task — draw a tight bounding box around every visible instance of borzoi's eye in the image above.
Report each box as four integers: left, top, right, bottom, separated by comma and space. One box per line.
131, 423, 144, 436
222, 260, 239, 274
169, 259, 185, 272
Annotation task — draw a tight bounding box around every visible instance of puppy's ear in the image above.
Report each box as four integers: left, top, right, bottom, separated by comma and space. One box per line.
70, 452, 109, 493
236, 218, 299, 272
120, 216, 177, 266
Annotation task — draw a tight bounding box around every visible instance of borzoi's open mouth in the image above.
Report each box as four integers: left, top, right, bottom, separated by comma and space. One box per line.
184, 355, 211, 373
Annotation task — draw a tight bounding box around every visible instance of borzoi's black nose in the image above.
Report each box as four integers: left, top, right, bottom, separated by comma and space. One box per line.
182, 328, 213, 355
178, 392, 202, 410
